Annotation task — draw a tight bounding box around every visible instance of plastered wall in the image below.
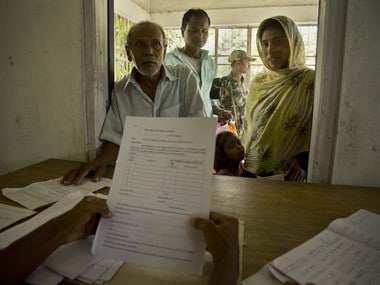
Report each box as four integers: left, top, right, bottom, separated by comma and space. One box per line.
0, 0, 87, 174
332, 0, 380, 187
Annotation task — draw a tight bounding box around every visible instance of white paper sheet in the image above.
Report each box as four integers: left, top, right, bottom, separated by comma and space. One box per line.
327, 209, 380, 250
76, 258, 121, 284
269, 210, 380, 285
242, 264, 282, 285
271, 230, 380, 285
244, 210, 380, 285
26, 265, 64, 285
0, 203, 36, 230
92, 117, 216, 275
27, 235, 123, 285
256, 174, 285, 181
44, 236, 101, 280
2, 177, 111, 210
95, 260, 124, 284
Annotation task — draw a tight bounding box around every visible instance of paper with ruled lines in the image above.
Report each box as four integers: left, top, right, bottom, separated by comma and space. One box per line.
92, 117, 216, 275
270, 209, 380, 285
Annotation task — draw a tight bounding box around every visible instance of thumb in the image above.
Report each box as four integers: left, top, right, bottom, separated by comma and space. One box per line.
191, 217, 220, 243
191, 217, 209, 231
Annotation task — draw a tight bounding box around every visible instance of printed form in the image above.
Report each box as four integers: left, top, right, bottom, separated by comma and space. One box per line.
92, 117, 216, 275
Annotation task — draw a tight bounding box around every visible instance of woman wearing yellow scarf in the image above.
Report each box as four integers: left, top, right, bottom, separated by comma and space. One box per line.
242, 16, 314, 181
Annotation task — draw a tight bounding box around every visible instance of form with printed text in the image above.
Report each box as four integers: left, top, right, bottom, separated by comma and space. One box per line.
92, 117, 216, 275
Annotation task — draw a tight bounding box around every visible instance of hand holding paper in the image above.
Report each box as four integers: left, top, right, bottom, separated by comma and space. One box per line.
92, 117, 217, 275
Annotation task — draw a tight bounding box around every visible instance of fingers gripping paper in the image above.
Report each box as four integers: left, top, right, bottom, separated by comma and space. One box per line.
92, 117, 217, 275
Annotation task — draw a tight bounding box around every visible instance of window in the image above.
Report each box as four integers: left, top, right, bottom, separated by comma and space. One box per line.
216, 28, 249, 77
298, 25, 318, 67
164, 25, 318, 83
114, 14, 134, 81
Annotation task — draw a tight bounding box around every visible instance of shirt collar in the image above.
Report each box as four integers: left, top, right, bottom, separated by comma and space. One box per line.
173, 47, 209, 59
123, 65, 177, 91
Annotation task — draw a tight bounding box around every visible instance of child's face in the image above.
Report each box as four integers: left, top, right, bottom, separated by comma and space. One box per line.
223, 135, 245, 162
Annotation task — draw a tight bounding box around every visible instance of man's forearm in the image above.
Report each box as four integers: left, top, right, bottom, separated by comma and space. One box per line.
96, 142, 120, 165
0, 217, 67, 285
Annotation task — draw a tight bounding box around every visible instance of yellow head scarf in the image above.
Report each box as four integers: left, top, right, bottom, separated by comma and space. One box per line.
244, 16, 315, 174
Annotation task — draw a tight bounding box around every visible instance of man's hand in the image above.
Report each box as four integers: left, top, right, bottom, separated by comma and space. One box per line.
61, 142, 119, 185
192, 212, 239, 285
61, 159, 108, 186
0, 196, 112, 285
59, 196, 112, 243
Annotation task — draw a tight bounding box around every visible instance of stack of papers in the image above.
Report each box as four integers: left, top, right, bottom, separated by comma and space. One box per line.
2, 177, 111, 210
0, 189, 122, 285
0, 191, 86, 250
26, 236, 123, 285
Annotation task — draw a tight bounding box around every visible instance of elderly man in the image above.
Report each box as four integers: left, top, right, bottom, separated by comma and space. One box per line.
62, 21, 206, 185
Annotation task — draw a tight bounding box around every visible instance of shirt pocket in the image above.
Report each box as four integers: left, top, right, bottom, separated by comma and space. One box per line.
159, 103, 181, 117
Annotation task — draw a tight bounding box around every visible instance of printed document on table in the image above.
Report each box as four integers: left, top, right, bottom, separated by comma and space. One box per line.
0, 203, 36, 231
92, 117, 217, 275
0, 191, 85, 249
2, 177, 111, 210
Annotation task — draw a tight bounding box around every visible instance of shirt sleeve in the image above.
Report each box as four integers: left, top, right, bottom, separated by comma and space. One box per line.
184, 69, 207, 117
99, 91, 123, 146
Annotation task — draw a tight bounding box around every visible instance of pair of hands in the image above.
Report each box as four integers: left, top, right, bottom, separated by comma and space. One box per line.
64, 197, 240, 285
61, 143, 240, 284
70, 197, 239, 257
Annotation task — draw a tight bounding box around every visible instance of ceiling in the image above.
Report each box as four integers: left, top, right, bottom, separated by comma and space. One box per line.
132, 0, 319, 13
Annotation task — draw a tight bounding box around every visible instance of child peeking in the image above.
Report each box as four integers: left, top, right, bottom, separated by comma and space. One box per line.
214, 131, 245, 176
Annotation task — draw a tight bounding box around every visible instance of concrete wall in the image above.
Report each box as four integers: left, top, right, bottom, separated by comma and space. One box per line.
309, 0, 380, 188
152, 6, 318, 27
0, 0, 108, 175
332, 0, 380, 187
114, 0, 151, 22
0, 0, 86, 174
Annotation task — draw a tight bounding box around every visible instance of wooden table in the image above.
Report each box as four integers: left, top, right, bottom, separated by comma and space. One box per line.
1, 159, 380, 280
